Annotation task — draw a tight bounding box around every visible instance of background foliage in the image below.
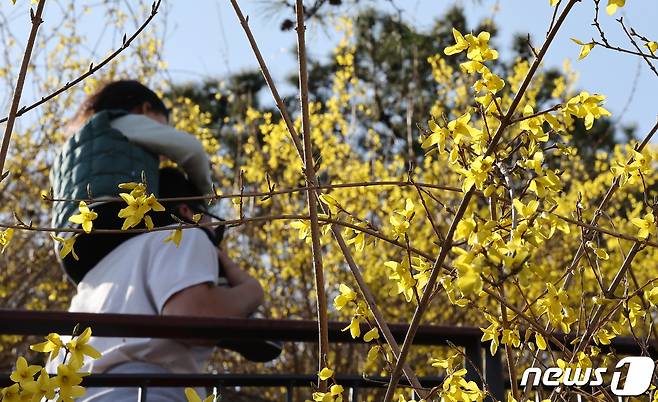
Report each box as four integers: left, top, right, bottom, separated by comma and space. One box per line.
1, 0, 657, 401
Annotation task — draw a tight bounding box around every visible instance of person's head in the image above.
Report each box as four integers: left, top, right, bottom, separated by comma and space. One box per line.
158, 167, 209, 223
70, 80, 169, 129
157, 167, 225, 246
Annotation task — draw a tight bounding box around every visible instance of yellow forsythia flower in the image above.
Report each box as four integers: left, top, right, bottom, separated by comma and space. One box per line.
390, 198, 415, 237
184, 387, 214, 402
367, 345, 380, 362
50, 234, 79, 260
0, 384, 20, 400
66, 327, 101, 368
535, 333, 548, 350
0, 228, 14, 253
342, 316, 361, 339
164, 227, 183, 247
290, 220, 311, 243
318, 366, 334, 381
631, 212, 656, 239
68, 201, 98, 233
333, 284, 356, 310
571, 38, 595, 60
30, 333, 64, 361
606, 0, 625, 15
363, 327, 379, 342
9, 356, 40, 389
52, 363, 87, 400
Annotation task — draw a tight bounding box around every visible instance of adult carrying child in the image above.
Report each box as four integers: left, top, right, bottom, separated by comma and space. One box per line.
50, 80, 212, 283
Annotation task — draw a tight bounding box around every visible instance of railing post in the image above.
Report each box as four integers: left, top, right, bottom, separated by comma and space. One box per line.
464, 337, 483, 385
286, 383, 294, 402
485, 350, 505, 402
350, 386, 358, 402
138, 385, 147, 402
214, 380, 223, 401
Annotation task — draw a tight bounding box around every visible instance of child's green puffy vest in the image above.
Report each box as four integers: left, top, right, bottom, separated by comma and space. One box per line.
50, 110, 160, 230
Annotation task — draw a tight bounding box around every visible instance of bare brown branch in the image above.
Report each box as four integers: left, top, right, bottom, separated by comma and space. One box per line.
0, 0, 47, 182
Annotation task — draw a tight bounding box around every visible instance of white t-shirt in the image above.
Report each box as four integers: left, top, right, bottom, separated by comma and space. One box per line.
45, 227, 218, 374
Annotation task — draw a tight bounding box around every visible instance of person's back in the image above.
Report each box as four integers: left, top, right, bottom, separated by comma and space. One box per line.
45, 168, 266, 401
46, 227, 219, 401
61, 228, 217, 371
50, 80, 213, 284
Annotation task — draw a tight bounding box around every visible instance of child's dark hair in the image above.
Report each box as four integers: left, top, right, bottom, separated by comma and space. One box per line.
156, 167, 225, 245
157, 166, 206, 213
72, 80, 169, 127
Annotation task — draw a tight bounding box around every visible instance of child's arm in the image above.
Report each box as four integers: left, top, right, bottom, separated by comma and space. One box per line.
110, 114, 212, 194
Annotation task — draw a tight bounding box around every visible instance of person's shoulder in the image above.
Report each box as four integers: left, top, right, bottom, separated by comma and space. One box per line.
179, 227, 214, 246
145, 226, 213, 248
110, 113, 154, 128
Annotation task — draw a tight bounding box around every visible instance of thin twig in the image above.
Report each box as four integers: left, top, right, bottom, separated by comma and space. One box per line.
0, 0, 47, 182
508, 103, 561, 125
0, 0, 163, 125
519, 118, 658, 321
228, 0, 304, 157
498, 284, 520, 400
591, 0, 610, 46
44, 180, 461, 204
409, 176, 443, 241
547, 242, 643, 400
295, 0, 330, 391
618, 17, 658, 78
382, 2, 581, 399
1, 212, 441, 259
591, 39, 658, 60
31, 174, 658, 252
520, 119, 658, 391
229, 0, 428, 395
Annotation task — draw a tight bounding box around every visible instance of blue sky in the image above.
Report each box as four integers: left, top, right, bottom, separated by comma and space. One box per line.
5, 0, 658, 138
161, 0, 658, 138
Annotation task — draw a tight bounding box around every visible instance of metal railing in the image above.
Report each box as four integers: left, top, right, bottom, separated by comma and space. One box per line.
0, 309, 654, 401
0, 309, 504, 401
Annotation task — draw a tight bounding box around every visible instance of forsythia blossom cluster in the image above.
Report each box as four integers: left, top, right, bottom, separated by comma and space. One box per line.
2, 328, 100, 402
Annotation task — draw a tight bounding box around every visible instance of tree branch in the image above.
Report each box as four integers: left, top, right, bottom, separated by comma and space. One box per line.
0, 0, 162, 125
0, 0, 47, 182
295, 0, 330, 390
382, 1, 581, 399
229, 0, 428, 395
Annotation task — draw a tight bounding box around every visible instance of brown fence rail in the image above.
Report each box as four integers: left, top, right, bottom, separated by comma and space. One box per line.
0, 309, 498, 401
0, 309, 654, 401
